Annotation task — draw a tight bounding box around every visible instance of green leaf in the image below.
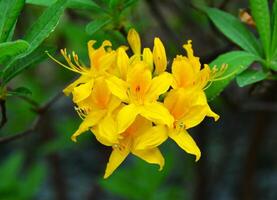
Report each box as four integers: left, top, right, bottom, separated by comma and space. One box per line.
0, 0, 25, 42
0, 40, 29, 64
86, 18, 112, 35
271, 0, 277, 58
203, 7, 261, 56
27, 0, 103, 12
19, 164, 46, 199
109, 0, 121, 9
26, 0, 56, 6
123, 0, 138, 9
0, 152, 24, 189
2, 46, 55, 84
249, 0, 271, 58
205, 51, 259, 101
66, 0, 103, 11
236, 69, 268, 87
23, 0, 67, 54
270, 60, 277, 71
7, 87, 32, 97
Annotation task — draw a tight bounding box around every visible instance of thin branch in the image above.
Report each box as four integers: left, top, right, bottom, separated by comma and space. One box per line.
0, 92, 63, 145
0, 100, 7, 129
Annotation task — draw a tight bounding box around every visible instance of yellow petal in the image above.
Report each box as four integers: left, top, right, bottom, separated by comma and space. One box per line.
145, 72, 172, 101
107, 96, 122, 113
117, 104, 140, 133
171, 56, 195, 89
140, 102, 174, 127
181, 105, 208, 129
104, 146, 130, 179
72, 80, 94, 103
164, 88, 191, 120
106, 76, 129, 103
98, 51, 116, 71
132, 148, 165, 170
183, 40, 201, 72
127, 62, 152, 98
71, 110, 106, 142
63, 75, 90, 96
117, 47, 129, 80
153, 37, 167, 74
143, 48, 153, 72
127, 28, 141, 55
206, 105, 220, 121
169, 129, 201, 161
94, 115, 119, 146
91, 77, 111, 109
133, 125, 167, 150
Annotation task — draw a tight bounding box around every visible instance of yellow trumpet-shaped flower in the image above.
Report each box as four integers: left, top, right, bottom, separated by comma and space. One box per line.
71, 77, 121, 145
164, 88, 219, 161
106, 62, 174, 133
53, 28, 221, 179
170, 40, 219, 123
49, 40, 116, 107
104, 116, 167, 179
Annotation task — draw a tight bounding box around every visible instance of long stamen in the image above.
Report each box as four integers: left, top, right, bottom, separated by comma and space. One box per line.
46, 51, 85, 74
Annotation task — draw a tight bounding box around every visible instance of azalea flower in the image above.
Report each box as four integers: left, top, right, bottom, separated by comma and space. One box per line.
71, 77, 121, 146
106, 62, 174, 133
104, 116, 167, 178
50, 28, 221, 178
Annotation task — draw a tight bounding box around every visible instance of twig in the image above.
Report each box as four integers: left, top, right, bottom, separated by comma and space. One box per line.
0, 92, 63, 145
0, 100, 7, 129
0, 117, 40, 144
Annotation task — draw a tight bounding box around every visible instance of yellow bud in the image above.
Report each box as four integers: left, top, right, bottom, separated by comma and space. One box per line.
127, 28, 141, 54
143, 48, 153, 72
153, 37, 167, 74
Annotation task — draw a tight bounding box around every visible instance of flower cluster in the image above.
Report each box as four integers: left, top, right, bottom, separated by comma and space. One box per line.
52, 29, 219, 178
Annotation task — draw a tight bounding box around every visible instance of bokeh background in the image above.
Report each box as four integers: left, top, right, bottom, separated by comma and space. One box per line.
0, 0, 276, 199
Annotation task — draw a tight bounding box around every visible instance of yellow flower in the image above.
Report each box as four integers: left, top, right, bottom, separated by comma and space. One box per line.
104, 116, 167, 179
49, 40, 116, 107
106, 62, 174, 133
51, 28, 221, 179
71, 77, 121, 145
171, 40, 219, 122
164, 88, 216, 161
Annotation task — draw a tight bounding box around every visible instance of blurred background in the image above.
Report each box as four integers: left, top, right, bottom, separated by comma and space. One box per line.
0, 0, 276, 199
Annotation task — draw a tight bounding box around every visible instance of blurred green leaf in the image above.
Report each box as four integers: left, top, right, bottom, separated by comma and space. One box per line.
7, 87, 32, 97
86, 18, 112, 35
27, 0, 103, 12
271, 0, 277, 58
109, 0, 121, 9
203, 7, 261, 56
67, 0, 103, 11
206, 51, 259, 101
236, 69, 268, 87
0, 0, 25, 42
0, 40, 29, 64
2, 46, 55, 84
123, 0, 138, 10
19, 164, 46, 199
26, 0, 56, 6
250, 0, 271, 58
0, 152, 24, 189
271, 60, 277, 71
23, 0, 66, 54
